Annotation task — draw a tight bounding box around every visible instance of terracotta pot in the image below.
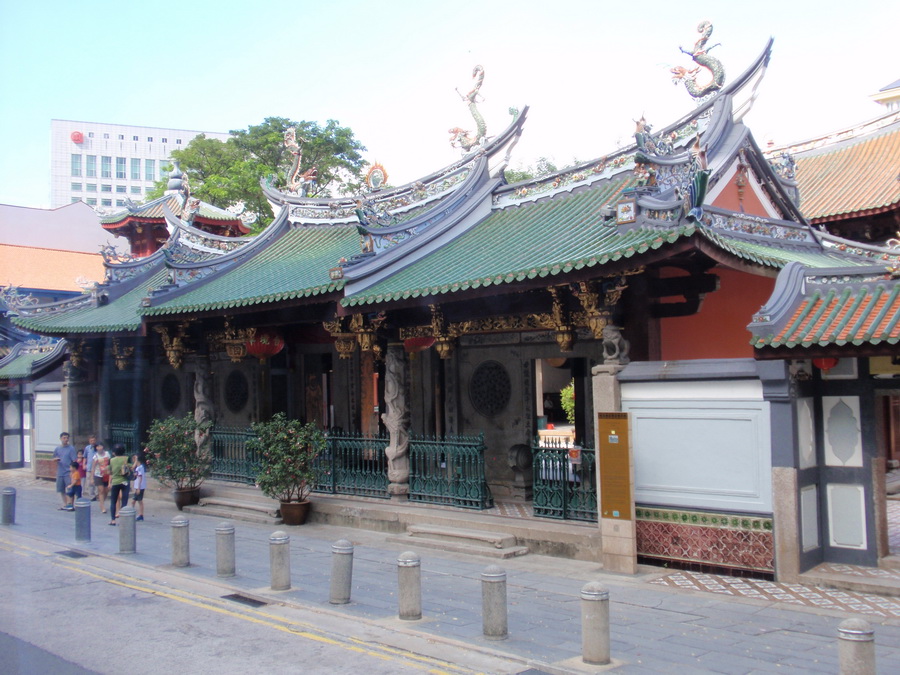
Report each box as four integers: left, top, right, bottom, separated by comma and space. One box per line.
172, 486, 201, 510
279, 500, 311, 525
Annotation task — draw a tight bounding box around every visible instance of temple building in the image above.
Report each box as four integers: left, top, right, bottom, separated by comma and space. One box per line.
11, 24, 900, 578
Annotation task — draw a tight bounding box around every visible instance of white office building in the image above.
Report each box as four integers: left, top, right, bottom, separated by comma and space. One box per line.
50, 120, 230, 208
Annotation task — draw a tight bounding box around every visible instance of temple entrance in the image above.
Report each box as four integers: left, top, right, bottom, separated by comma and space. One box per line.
878, 393, 900, 557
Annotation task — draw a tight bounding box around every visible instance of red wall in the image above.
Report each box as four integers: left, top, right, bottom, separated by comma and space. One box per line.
660, 267, 775, 360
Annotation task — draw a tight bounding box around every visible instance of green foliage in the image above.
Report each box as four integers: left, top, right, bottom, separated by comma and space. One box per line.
560, 380, 576, 425
144, 116, 367, 228
144, 413, 212, 490
248, 413, 326, 503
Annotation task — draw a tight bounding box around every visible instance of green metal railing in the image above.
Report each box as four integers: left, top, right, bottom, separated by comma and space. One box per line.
313, 430, 390, 498
210, 426, 259, 484
532, 438, 596, 522
107, 422, 139, 454
409, 433, 493, 510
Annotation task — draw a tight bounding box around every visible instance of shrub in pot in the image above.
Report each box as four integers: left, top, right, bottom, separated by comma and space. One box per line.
145, 413, 213, 509
248, 413, 325, 525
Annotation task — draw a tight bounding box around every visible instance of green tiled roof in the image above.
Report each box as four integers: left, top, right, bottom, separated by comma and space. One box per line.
0, 351, 44, 381
101, 194, 240, 225
13, 269, 169, 335
697, 228, 876, 269
143, 225, 359, 316
342, 180, 664, 307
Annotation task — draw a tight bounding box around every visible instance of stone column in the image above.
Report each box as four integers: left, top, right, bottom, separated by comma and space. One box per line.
193, 357, 214, 455
382, 343, 410, 498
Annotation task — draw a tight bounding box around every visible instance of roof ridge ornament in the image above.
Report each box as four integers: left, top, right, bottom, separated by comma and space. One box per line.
449, 65, 487, 153
671, 20, 726, 101
284, 126, 318, 197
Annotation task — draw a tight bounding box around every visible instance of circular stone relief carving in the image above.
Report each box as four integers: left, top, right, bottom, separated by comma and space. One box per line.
160, 373, 181, 412
469, 360, 511, 417
224, 370, 249, 414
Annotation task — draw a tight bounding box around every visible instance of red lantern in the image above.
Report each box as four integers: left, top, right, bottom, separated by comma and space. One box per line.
403, 336, 435, 353
246, 329, 284, 361
812, 357, 839, 372
70, 131, 84, 144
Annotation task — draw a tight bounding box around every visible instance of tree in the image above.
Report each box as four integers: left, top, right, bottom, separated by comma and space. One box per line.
145, 117, 367, 228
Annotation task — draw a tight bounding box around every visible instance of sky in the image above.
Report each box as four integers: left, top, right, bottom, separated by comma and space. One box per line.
0, 0, 897, 209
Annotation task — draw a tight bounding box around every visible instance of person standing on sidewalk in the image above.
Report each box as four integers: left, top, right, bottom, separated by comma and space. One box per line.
52, 433, 77, 510
83, 435, 98, 501
107, 445, 131, 525
130, 450, 147, 521
93, 443, 111, 514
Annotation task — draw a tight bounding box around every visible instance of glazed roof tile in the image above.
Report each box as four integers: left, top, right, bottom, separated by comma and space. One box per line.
0, 350, 45, 381
101, 193, 241, 226
0, 340, 67, 382
792, 122, 900, 222
142, 224, 358, 316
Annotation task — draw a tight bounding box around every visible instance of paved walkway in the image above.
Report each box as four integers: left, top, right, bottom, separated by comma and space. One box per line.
2, 470, 900, 674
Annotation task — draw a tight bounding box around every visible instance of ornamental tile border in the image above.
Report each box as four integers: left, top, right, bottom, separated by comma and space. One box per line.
635, 506, 773, 532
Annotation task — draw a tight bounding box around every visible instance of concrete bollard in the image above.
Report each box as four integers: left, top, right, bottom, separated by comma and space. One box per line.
1, 487, 16, 525
216, 521, 236, 578
838, 617, 875, 675
397, 551, 422, 620
581, 581, 610, 665
481, 565, 508, 640
118, 506, 136, 554
330, 539, 354, 605
171, 516, 190, 567
269, 531, 291, 591
74, 497, 91, 542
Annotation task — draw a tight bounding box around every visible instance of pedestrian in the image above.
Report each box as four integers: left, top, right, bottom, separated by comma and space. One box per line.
83, 435, 98, 500
75, 448, 86, 485
92, 443, 111, 514
108, 444, 131, 525
52, 432, 77, 510
64, 461, 82, 510
130, 450, 147, 522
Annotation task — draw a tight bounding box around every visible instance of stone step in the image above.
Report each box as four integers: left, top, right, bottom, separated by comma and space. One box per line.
386, 533, 530, 559
406, 524, 519, 550
182, 498, 281, 526
800, 567, 900, 598
880, 554, 900, 572
199, 496, 278, 515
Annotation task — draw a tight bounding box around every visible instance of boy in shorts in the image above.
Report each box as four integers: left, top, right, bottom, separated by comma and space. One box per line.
64, 461, 82, 510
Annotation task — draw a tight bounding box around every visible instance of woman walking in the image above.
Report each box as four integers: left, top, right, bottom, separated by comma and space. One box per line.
93, 443, 111, 514
108, 444, 131, 525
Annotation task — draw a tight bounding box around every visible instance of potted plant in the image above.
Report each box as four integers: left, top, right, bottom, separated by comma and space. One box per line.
145, 413, 213, 509
248, 412, 326, 525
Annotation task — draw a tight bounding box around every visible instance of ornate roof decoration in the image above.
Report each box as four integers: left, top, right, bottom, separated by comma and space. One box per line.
0, 338, 67, 383
449, 65, 487, 153
283, 126, 318, 197
671, 20, 726, 102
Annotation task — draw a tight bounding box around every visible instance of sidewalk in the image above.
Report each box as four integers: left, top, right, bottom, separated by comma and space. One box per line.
2, 470, 900, 674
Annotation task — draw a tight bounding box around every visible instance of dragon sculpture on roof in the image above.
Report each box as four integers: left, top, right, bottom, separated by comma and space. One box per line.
283, 126, 318, 196
671, 20, 726, 100
448, 65, 487, 152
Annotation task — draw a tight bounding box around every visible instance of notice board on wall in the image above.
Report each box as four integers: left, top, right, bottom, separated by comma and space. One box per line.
597, 412, 632, 520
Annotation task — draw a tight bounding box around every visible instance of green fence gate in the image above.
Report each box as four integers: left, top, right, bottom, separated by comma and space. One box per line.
313, 430, 391, 499
532, 438, 596, 521
210, 426, 259, 484
409, 433, 493, 509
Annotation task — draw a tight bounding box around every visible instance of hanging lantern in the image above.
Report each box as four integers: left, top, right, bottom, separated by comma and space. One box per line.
246, 329, 284, 362
403, 336, 435, 353
812, 357, 839, 372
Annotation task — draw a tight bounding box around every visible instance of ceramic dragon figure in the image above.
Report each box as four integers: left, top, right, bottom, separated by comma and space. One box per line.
283, 126, 318, 196
671, 21, 726, 100
448, 65, 487, 152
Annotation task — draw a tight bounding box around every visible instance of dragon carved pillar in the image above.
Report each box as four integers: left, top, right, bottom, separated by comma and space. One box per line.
382, 343, 410, 496
193, 358, 214, 454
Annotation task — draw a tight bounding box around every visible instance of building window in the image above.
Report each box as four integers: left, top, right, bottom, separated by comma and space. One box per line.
88, 132, 94, 138
176, 139, 182, 145
70, 154, 82, 177
101, 156, 112, 178
161, 137, 168, 143
70, 182, 82, 191
103, 133, 109, 139
147, 137, 153, 142
116, 199, 126, 207
116, 157, 126, 179
132, 135, 139, 141
130, 186, 141, 194
71, 197, 81, 204
118, 134, 124, 140
86, 184, 97, 192
115, 185, 126, 193
145, 159, 155, 181
86, 155, 97, 177
86, 198, 97, 206
101, 198, 112, 206
131, 158, 140, 180
101, 184, 112, 193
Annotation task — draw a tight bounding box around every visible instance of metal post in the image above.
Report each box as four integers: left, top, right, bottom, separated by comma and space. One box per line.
330, 539, 354, 605
216, 521, 236, 578
74, 497, 91, 542
118, 506, 136, 554
839, 618, 875, 675
481, 565, 508, 640
171, 516, 190, 567
581, 581, 610, 665
1, 487, 16, 525
269, 530, 291, 591
397, 551, 421, 620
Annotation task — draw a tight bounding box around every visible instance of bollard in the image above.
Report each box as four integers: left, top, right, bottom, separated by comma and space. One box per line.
216, 521, 236, 578
330, 539, 354, 605
118, 506, 136, 554
269, 531, 291, 591
581, 581, 610, 665
171, 516, 190, 567
481, 565, 508, 640
838, 618, 875, 675
74, 497, 91, 543
397, 551, 422, 620
1, 487, 16, 526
